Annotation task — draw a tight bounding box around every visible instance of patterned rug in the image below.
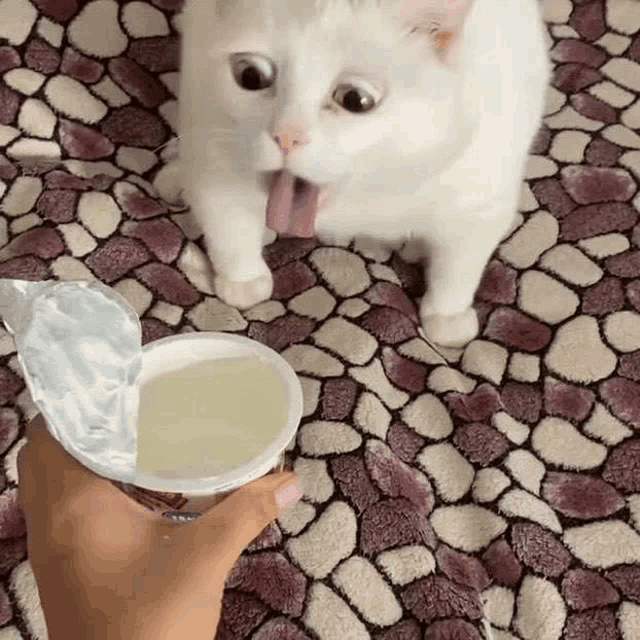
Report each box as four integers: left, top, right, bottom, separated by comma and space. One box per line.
1, 0, 640, 638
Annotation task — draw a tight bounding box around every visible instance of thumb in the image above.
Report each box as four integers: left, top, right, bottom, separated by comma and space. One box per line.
195, 472, 303, 567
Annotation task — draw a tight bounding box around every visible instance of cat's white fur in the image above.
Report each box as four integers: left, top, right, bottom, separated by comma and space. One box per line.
157, 0, 550, 347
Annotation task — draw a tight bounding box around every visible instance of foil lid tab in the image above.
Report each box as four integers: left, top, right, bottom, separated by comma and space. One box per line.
0, 279, 142, 484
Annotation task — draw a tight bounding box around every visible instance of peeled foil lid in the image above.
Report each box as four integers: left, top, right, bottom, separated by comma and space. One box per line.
0, 279, 142, 484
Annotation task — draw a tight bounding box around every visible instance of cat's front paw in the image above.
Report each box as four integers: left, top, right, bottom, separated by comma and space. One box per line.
420, 304, 479, 348
153, 159, 185, 205
214, 272, 274, 310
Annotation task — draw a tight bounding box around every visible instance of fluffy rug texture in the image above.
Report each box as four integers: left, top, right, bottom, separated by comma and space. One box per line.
1, 0, 640, 638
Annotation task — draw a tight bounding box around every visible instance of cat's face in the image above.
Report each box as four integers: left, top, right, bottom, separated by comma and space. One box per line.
187, 0, 465, 192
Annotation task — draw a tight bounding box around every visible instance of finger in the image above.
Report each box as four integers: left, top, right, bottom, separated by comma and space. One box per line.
194, 472, 303, 571
19, 416, 163, 564
20, 414, 100, 512
22, 414, 86, 478
19, 414, 159, 523
16, 417, 51, 513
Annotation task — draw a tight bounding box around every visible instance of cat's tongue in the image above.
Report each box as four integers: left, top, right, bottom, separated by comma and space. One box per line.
266, 170, 319, 238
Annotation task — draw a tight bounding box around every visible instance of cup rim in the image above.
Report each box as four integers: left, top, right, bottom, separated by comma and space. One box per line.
129, 331, 303, 495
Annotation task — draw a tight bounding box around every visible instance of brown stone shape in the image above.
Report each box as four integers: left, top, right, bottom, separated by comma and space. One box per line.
585, 139, 624, 167
387, 422, 426, 464
0, 84, 20, 125
511, 522, 572, 577
100, 106, 167, 148
216, 591, 269, 640
582, 278, 625, 316
329, 453, 381, 515
550, 39, 607, 68
552, 63, 602, 93
360, 498, 436, 555
321, 377, 358, 420
544, 378, 595, 422
570, 93, 617, 124
24, 38, 60, 74
484, 307, 552, 352
140, 318, 174, 346
360, 307, 418, 344
128, 36, 181, 73
481, 539, 523, 588
569, 1, 606, 41
364, 281, 419, 322
501, 381, 542, 424
423, 619, 483, 640
476, 260, 517, 304
272, 261, 316, 300
59, 119, 115, 159
135, 263, 201, 307
0, 47, 20, 73
446, 383, 502, 423
3, 228, 65, 261
225, 552, 306, 616
84, 236, 152, 283
0, 538, 28, 575
108, 57, 170, 108
401, 575, 483, 624
0, 256, 50, 281
263, 238, 317, 270
452, 422, 510, 466
619, 351, 640, 382
599, 377, 640, 430
531, 178, 577, 219
435, 545, 491, 592
606, 565, 640, 603
561, 166, 637, 206
606, 250, 640, 278
628, 280, 640, 313
529, 125, 552, 155
60, 47, 104, 83
542, 472, 625, 520
563, 201, 639, 241
564, 609, 619, 640
364, 440, 435, 515
124, 218, 184, 264
36, 189, 77, 223
629, 32, 640, 63
247, 315, 316, 352
381, 347, 427, 394
31, 0, 78, 23
602, 438, 640, 493
561, 569, 620, 610
0, 409, 19, 457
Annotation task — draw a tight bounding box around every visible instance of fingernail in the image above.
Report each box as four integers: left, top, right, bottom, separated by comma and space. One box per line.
276, 481, 303, 510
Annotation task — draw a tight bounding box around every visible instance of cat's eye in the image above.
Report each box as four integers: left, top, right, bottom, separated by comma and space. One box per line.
230, 53, 276, 91
332, 80, 381, 114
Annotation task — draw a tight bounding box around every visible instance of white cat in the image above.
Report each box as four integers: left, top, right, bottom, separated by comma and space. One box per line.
156, 0, 550, 347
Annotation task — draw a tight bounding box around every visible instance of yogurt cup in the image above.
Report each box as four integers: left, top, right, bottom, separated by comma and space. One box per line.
0, 279, 303, 521
105, 332, 303, 520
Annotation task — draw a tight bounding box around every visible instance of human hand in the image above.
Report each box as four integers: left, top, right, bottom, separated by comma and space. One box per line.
17, 413, 303, 640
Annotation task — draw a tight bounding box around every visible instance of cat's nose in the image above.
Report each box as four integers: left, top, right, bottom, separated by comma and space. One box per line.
273, 124, 310, 155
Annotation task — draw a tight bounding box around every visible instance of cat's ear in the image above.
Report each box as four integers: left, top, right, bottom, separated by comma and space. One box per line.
397, 0, 475, 63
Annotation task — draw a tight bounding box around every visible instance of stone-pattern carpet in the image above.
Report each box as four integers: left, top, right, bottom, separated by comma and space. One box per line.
1, 0, 640, 638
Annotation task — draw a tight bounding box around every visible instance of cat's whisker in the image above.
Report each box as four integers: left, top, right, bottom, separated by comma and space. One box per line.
152, 137, 180, 153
